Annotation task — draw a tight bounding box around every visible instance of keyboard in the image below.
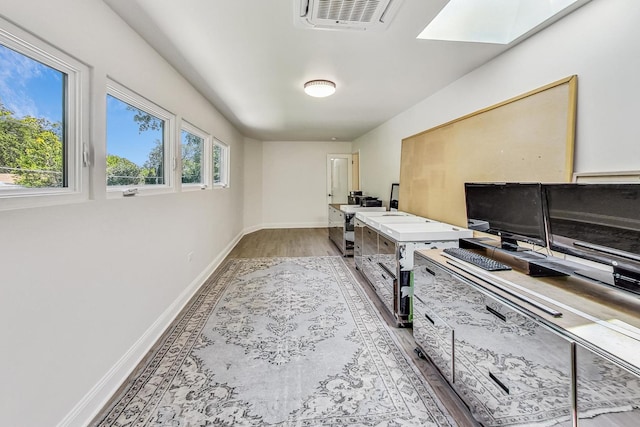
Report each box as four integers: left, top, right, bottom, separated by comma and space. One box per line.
442, 248, 512, 271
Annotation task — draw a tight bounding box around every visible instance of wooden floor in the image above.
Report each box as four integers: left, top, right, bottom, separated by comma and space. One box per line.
226, 228, 479, 427
227, 227, 340, 258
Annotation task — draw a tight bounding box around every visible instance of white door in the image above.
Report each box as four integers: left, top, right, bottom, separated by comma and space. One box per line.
327, 154, 352, 204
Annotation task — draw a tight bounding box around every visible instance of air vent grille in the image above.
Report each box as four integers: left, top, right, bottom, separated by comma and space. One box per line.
296, 0, 402, 32
317, 0, 379, 23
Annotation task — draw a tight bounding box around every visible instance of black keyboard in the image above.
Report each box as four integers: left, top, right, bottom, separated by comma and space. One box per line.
442, 248, 512, 271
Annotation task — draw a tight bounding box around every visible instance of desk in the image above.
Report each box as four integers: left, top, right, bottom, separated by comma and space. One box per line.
413, 248, 640, 426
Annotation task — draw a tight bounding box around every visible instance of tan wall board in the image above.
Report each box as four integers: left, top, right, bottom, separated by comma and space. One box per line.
399, 76, 577, 227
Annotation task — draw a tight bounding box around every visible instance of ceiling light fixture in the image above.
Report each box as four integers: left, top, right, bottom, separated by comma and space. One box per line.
304, 80, 336, 97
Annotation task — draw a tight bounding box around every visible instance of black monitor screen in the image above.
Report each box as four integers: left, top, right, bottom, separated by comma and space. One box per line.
464, 183, 547, 250
544, 184, 640, 264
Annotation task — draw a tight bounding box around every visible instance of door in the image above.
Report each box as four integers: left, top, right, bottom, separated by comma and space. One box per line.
327, 154, 352, 204
352, 151, 360, 190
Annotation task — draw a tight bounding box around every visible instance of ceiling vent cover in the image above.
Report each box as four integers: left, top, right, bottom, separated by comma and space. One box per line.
296, 0, 402, 31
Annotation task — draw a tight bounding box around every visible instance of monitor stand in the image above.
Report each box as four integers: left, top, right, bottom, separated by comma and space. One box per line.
574, 268, 615, 286
459, 237, 565, 277
500, 238, 529, 252
459, 237, 531, 252
459, 237, 500, 250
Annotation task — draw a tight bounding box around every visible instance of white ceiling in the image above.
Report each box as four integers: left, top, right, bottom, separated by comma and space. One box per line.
101, 0, 575, 142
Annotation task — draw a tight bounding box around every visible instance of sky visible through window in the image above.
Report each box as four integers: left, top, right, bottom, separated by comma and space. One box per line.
0, 43, 155, 168
0, 44, 63, 124
1, 43, 66, 188
106, 95, 163, 166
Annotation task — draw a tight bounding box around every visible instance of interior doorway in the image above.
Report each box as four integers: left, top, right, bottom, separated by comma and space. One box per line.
326, 154, 352, 204
352, 151, 360, 191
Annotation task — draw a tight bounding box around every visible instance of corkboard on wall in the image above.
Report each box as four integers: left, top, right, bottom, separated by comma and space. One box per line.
399, 76, 577, 227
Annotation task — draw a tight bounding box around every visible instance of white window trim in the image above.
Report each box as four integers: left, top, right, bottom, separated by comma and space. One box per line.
179, 120, 211, 191
0, 16, 89, 211
106, 79, 176, 198
213, 138, 230, 189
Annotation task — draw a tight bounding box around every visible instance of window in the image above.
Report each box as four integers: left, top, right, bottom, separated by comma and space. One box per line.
213, 139, 229, 187
0, 17, 88, 208
106, 80, 175, 194
181, 121, 210, 188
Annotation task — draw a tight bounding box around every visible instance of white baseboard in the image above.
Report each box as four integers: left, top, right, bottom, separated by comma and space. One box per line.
57, 230, 245, 427
259, 222, 327, 229
241, 224, 263, 235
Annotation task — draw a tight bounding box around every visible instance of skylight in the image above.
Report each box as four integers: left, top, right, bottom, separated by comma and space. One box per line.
417, 0, 587, 45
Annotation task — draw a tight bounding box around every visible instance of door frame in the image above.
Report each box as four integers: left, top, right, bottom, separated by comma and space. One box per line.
352, 150, 360, 191
326, 154, 353, 204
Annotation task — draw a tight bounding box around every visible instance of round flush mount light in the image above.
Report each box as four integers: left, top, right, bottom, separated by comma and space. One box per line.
304, 79, 336, 98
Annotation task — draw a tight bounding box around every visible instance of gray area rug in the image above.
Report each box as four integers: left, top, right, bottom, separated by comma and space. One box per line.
94, 256, 456, 426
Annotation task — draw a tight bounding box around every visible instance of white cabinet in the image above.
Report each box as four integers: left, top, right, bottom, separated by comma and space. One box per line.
453, 290, 573, 427
413, 248, 640, 426
375, 233, 396, 316
575, 344, 640, 426
328, 204, 354, 256
363, 224, 378, 267
354, 222, 459, 326
355, 222, 397, 322
329, 205, 387, 256
354, 217, 365, 269
413, 252, 573, 426
412, 293, 454, 384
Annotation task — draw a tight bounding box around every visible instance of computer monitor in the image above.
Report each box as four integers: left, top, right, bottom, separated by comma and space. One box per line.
464, 182, 547, 251
543, 183, 640, 293
389, 183, 399, 211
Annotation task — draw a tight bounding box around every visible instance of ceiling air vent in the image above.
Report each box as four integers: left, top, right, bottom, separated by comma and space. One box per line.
295, 0, 403, 32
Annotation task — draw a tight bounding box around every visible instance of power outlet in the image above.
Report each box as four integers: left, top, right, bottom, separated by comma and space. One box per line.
187, 251, 194, 262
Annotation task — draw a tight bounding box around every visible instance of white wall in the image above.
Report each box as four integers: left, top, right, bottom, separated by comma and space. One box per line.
353, 0, 640, 210
243, 137, 263, 231
243, 138, 356, 232
0, 1, 245, 426
261, 141, 352, 228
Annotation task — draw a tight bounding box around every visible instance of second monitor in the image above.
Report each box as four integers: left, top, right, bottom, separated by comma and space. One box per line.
464, 182, 547, 251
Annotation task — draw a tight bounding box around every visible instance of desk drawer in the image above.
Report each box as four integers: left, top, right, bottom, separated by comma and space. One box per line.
453, 290, 572, 426
413, 295, 453, 383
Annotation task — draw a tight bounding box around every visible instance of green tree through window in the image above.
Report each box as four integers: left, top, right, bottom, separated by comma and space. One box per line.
213, 140, 229, 187
0, 41, 66, 189
181, 130, 203, 184
0, 104, 63, 187
106, 93, 166, 187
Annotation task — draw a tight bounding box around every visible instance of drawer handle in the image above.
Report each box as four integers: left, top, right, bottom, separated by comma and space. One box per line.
486, 305, 507, 322
424, 313, 435, 325
383, 241, 389, 246
489, 371, 510, 394
425, 267, 436, 276
378, 262, 397, 280
381, 273, 387, 280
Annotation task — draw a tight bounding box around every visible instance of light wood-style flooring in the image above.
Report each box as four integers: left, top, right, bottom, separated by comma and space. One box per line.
226, 228, 479, 427
227, 227, 340, 258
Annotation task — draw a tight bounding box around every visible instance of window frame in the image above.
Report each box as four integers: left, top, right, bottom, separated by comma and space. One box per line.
179, 120, 211, 191
105, 79, 176, 197
212, 138, 230, 188
0, 17, 89, 210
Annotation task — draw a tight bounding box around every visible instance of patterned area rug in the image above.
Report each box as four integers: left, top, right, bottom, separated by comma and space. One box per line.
93, 257, 456, 426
